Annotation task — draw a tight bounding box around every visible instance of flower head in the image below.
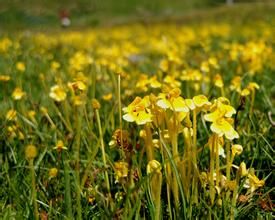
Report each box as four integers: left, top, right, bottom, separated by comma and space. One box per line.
157, 88, 189, 112
53, 140, 67, 152
49, 85, 67, 102
123, 96, 152, 125
12, 87, 25, 100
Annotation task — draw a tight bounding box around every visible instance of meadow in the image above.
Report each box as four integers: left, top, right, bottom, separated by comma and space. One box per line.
0, 3, 274, 220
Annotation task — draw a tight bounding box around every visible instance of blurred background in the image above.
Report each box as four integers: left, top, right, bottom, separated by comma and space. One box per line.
0, 0, 274, 30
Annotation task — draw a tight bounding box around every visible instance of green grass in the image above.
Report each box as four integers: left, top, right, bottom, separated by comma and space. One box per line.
0, 2, 274, 219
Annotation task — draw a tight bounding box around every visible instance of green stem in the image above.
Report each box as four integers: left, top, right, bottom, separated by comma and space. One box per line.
249, 90, 255, 118
192, 109, 198, 204
215, 135, 220, 190
95, 109, 111, 193
226, 142, 231, 201
75, 108, 82, 220
145, 123, 154, 161
171, 118, 179, 206
63, 153, 73, 219
210, 135, 216, 205
30, 159, 39, 220
230, 174, 240, 220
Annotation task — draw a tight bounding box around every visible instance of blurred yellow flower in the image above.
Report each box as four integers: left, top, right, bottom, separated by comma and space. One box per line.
0, 74, 10, 81
53, 140, 67, 152
25, 145, 37, 160
49, 168, 58, 178
12, 87, 25, 100
102, 93, 112, 101
214, 74, 224, 88
147, 160, 162, 175
49, 85, 67, 102
232, 144, 243, 157
16, 62, 25, 72
244, 170, 265, 192
6, 109, 17, 121
114, 161, 129, 182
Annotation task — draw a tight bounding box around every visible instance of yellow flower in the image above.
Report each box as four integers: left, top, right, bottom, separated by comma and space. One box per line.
200, 61, 210, 73
51, 61, 60, 70
92, 98, 101, 109
49, 85, 67, 102
12, 87, 25, 100
241, 88, 250, 96
247, 82, 260, 91
230, 76, 242, 93
0, 74, 10, 82
164, 75, 181, 88
16, 62, 25, 72
53, 140, 67, 152
244, 170, 265, 192
214, 74, 224, 88
239, 162, 248, 177
157, 88, 189, 112
147, 160, 162, 175
25, 145, 37, 160
149, 76, 161, 88
193, 95, 211, 108
49, 168, 58, 178
6, 109, 17, 121
72, 95, 85, 106
123, 96, 152, 125
185, 99, 196, 110
210, 117, 239, 140
102, 93, 112, 101
136, 74, 149, 92
68, 81, 87, 91
204, 98, 238, 140
232, 144, 243, 157
114, 161, 129, 182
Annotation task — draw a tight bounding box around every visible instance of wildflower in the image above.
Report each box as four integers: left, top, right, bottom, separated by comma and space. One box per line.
192, 95, 211, 108
230, 76, 242, 93
232, 144, 243, 157
109, 129, 130, 149
68, 81, 87, 92
149, 76, 161, 88
157, 88, 189, 112
214, 74, 224, 88
12, 87, 25, 100
239, 162, 248, 177
25, 145, 37, 160
49, 168, 58, 178
244, 170, 265, 192
16, 62, 25, 72
6, 109, 17, 121
72, 95, 85, 106
92, 99, 101, 109
102, 93, 112, 101
123, 96, 152, 125
0, 74, 10, 81
49, 85, 67, 102
114, 161, 129, 182
53, 140, 67, 152
164, 75, 181, 88
204, 98, 238, 140
147, 160, 162, 175
51, 61, 60, 71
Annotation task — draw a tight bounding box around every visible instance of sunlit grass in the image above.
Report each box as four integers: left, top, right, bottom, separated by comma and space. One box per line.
0, 12, 274, 219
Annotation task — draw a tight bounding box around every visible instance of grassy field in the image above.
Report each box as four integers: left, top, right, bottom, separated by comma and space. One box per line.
0, 2, 274, 219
